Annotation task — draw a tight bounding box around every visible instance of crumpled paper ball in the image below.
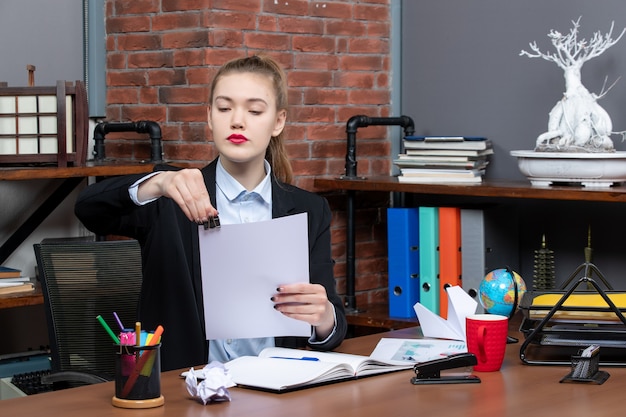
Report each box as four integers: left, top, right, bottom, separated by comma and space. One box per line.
184, 361, 236, 404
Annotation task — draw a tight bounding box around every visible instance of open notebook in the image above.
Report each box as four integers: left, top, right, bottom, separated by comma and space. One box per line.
223, 346, 414, 392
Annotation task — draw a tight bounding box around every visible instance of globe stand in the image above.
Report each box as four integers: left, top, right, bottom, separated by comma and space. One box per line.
506, 272, 519, 344
481, 267, 523, 344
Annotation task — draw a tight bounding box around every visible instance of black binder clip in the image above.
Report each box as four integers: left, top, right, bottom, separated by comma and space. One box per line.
203, 216, 221, 230
411, 353, 481, 385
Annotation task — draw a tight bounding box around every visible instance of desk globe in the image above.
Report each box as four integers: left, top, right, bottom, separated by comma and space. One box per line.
479, 268, 527, 317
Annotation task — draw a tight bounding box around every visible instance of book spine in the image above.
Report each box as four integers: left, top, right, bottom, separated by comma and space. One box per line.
418, 207, 439, 314
438, 207, 462, 319
387, 208, 420, 318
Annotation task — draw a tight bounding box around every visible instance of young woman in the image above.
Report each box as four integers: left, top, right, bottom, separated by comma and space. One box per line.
75, 55, 347, 371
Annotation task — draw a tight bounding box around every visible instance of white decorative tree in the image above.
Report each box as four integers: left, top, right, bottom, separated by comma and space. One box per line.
520, 18, 626, 152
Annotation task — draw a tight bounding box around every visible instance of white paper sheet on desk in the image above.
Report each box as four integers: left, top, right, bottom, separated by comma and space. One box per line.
413, 285, 477, 341
199, 213, 311, 340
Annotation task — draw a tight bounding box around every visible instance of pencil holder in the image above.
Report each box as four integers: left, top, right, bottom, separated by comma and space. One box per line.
560, 350, 610, 385
112, 343, 164, 408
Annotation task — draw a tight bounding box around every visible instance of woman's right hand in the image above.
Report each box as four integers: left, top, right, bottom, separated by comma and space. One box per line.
138, 169, 218, 223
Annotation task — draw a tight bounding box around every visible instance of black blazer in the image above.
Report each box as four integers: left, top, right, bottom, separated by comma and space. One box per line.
74, 159, 347, 371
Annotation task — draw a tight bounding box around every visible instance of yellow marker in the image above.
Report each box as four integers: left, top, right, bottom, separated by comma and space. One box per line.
134, 321, 141, 347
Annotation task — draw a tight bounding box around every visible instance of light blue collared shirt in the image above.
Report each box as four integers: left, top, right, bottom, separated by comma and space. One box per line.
208, 158, 276, 363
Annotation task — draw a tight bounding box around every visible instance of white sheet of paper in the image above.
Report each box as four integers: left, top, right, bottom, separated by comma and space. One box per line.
413, 285, 478, 341
199, 213, 311, 340
369, 338, 467, 365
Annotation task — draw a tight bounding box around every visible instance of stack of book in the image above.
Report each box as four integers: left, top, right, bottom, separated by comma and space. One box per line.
394, 136, 493, 183
0, 266, 35, 295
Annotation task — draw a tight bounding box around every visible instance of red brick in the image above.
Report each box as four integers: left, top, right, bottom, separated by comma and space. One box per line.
307, 1, 353, 19
263, 0, 309, 16
121, 106, 166, 122
326, 20, 367, 37
107, 87, 139, 104
278, 17, 324, 34
295, 54, 339, 71
354, 3, 389, 22
211, 30, 245, 48
244, 32, 290, 51
292, 35, 335, 53
174, 50, 206, 67
117, 34, 162, 51
107, 16, 151, 33
288, 71, 332, 88
169, 105, 209, 123
162, 30, 209, 49
340, 55, 384, 71
128, 51, 175, 68
211, 0, 260, 12
113, 0, 159, 15
152, 13, 202, 31
159, 86, 209, 104
146, 69, 187, 86
207, 12, 256, 30
161, 0, 209, 12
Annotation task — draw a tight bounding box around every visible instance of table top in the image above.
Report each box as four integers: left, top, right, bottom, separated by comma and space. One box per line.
1, 323, 624, 417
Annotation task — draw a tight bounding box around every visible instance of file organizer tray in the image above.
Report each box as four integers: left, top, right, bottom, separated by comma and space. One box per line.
519, 276, 626, 366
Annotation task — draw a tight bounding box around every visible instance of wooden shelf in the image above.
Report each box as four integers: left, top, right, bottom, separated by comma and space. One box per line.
314, 176, 626, 203
0, 283, 43, 309
0, 161, 158, 181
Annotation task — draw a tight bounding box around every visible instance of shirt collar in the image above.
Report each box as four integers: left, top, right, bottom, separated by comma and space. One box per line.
216, 157, 272, 204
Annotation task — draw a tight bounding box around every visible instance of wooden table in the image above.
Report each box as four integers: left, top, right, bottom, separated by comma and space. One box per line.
1, 322, 623, 417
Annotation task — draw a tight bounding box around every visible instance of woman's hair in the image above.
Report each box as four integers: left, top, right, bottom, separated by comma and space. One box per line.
209, 55, 293, 184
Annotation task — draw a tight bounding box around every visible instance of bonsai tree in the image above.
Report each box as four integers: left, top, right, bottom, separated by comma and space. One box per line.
520, 18, 626, 152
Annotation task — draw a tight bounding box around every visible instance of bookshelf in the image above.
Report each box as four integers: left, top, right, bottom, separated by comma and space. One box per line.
314, 176, 626, 329
0, 163, 159, 308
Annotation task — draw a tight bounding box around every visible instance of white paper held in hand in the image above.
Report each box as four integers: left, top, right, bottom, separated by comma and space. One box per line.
199, 213, 311, 340
413, 285, 478, 341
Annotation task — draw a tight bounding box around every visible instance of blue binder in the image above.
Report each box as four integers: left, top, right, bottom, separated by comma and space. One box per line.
418, 206, 440, 314
387, 208, 420, 318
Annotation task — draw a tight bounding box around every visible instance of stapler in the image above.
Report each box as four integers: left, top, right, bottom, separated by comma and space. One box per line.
411, 353, 481, 385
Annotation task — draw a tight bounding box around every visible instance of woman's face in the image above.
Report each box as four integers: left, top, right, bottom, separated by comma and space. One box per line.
208, 72, 286, 167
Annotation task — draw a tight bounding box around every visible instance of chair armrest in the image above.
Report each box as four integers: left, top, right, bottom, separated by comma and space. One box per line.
41, 370, 110, 385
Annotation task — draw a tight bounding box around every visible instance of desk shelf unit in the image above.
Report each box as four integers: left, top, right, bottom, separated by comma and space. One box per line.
313, 176, 626, 329
0, 163, 159, 309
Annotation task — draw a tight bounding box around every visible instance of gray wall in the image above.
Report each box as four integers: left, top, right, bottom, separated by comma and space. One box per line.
0, 0, 86, 356
401, 0, 626, 180
0, 0, 83, 86
401, 1, 626, 289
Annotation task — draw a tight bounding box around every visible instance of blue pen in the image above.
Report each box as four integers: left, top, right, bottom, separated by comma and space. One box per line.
270, 356, 320, 361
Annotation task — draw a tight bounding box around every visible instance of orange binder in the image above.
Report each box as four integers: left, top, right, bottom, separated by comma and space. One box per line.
438, 207, 462, 319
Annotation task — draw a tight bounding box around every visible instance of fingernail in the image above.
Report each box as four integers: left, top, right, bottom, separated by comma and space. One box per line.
270, 296, 275, 302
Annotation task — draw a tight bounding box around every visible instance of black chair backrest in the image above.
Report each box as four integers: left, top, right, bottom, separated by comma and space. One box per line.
34, 237, 142, 380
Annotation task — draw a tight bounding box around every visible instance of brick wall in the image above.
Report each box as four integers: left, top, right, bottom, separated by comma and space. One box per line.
104, 0, 393, 309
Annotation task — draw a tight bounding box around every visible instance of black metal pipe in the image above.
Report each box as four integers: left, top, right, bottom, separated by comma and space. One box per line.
93, 120, 163, 162
341, 115, 415, 312
344, 115, 415, 179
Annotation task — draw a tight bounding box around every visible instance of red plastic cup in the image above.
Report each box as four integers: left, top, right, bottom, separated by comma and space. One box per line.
465, 314, 508, 372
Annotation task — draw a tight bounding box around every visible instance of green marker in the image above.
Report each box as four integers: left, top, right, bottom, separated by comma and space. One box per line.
96, 315, 120, 344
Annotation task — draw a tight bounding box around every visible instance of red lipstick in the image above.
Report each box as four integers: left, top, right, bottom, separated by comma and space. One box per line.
228, 134, 248, 144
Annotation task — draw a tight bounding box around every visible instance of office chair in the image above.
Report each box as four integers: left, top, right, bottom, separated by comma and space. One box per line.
34, 237, 142, 388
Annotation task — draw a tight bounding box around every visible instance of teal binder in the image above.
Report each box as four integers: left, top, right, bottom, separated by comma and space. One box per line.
418, 207, 440, 314
387, 208, 420, 318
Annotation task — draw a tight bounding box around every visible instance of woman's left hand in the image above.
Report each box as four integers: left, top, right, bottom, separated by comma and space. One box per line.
272, 283, 336, 339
